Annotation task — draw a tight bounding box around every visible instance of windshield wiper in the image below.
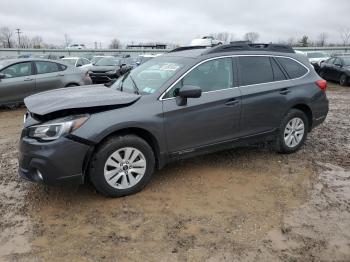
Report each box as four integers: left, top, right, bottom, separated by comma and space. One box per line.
129, 75, 140, 95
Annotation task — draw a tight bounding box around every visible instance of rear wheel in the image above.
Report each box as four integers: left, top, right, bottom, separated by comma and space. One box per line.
66, 83, 79, 87
275, 109, 308, 154
89, 135, 155, 197
339, 74, 349, 86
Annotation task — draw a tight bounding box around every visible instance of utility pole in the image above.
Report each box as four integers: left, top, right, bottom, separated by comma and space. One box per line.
16, 28, 21, 48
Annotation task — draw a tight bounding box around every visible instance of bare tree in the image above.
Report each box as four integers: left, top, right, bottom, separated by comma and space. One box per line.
244, 32, 259, 43
109, 38, 122, 49
0, 27, 14, 48
64, 33, 72, 47
31, 36, 43, 48
286, 37, 295, 46
20, 35, 31, 48
339, 27, 350, 46
317, 32, 328, 47
212, 32, 235, 43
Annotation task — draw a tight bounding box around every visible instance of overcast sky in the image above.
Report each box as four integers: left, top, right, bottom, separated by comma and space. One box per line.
0, 0, 349, 47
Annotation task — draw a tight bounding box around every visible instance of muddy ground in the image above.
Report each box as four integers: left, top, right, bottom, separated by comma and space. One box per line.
0, 83, 349, 262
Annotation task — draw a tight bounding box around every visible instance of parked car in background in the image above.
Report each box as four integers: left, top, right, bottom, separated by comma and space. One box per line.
319, 55, 350, 86
66, 44, 86, 50
303, 51, 330, 72
136, 54, 162, 66
190, 36, 223, 47
88, 56, 133, 84
0, 59, 92, 106
61, 57, 92, 69
90, 55, 108, 65
19, 43, 328, 197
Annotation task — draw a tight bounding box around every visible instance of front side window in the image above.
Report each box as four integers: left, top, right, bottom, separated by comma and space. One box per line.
238, 56, 273, 86
164, 57, 233, 98
277, 57, 308, 79
36, 61, 60, 74
1, 62, 32, 78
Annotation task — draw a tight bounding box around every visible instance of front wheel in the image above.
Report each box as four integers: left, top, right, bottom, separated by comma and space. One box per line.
339, 74, 349, 86
89, 135, 155, 197
275, 109, 308, 154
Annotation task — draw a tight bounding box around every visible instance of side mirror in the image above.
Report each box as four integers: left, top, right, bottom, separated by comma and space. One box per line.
175, 85, 202, 106
120, 63, 126, 67
0, 73, 5, 80
77, 64, 82, 67
335, 63, 342, 67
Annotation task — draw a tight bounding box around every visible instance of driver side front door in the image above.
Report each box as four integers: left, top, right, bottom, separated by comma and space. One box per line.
162, 57, 241, 154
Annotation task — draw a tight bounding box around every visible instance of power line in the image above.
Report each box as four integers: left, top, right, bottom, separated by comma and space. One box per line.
16, 28, 21, 48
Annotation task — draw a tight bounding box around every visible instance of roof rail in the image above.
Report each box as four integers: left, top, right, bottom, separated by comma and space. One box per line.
169, 46, 207, 53
202, 42, 295, 55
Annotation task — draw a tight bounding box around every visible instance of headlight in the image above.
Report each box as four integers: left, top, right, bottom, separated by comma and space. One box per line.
28, 115, 89, 141
105, 70, 117, 74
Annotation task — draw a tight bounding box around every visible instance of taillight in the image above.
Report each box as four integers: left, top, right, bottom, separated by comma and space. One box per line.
316, 79, 327, 91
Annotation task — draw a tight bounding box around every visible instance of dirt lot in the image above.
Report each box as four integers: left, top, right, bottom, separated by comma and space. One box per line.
0, 83, 349, 262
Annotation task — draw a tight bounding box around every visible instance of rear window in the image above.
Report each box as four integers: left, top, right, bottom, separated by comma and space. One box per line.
238, 56, 273, 86
276, 57, 308, 79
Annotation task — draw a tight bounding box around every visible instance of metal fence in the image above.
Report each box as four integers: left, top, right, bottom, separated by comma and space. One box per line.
0, 46, 349, 59
0, 48, 169, 58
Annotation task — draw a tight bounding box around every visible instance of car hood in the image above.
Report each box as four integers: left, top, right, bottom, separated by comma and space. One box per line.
90, 65, 119, 72
24, 85, 140, 115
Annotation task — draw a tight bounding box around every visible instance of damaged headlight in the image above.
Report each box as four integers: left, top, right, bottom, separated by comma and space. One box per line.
28, 115, 89, 141
105, 70, 117, 74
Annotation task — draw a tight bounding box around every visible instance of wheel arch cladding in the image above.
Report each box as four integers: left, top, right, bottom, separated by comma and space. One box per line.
291, 104, 313, 131
93, 127, 161, 169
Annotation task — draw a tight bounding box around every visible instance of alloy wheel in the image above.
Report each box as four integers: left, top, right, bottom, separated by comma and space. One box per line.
104, 147, 146, 189
284, 117, 305, 148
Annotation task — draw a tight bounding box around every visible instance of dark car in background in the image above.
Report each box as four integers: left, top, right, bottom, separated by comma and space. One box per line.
88, 56, 133, 84
19, 43, 328, 197
0, 58, 92, 106
320, 55, 350, 86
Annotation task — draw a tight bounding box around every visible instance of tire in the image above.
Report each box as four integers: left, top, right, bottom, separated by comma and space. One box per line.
319, 69, 326, 79
339, 74, 349, 86
275, 109, 309, 154
89, 135, 155, 197
66, 83, 79, 87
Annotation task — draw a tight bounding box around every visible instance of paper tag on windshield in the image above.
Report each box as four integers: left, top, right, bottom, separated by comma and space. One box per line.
159, 63, 180, 71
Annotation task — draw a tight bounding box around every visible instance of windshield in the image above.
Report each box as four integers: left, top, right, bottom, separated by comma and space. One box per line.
91, 56, 104, 64
111, 56, 190, 95
342, 57, 350, 66
62, 58, 77, 66
307, 52, 328, 58
95, 57, 121, 66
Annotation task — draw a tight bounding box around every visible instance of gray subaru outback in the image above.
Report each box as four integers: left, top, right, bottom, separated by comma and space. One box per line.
19, 43, 329, 197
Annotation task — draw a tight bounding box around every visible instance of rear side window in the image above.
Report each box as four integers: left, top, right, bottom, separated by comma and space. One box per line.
238, 56, 273, 86
276, 57, 308, 79
36, 61, 60, 74
270, 58, 287, 81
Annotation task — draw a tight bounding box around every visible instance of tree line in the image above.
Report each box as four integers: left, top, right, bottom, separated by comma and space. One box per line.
1, 26, 350, 49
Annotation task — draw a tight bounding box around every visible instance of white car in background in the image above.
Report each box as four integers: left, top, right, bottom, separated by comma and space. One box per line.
61, 57, 92, 69
190, 36, 224, 47
300, 51, 330, 72
136, 54, 163, 66
66, 44, 86, 50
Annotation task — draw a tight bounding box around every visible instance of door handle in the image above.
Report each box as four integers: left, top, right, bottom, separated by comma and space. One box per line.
279, 88, 291, 95
56, 73, 64, 76
225, 98, 239, 106
24, 77, 34, 81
